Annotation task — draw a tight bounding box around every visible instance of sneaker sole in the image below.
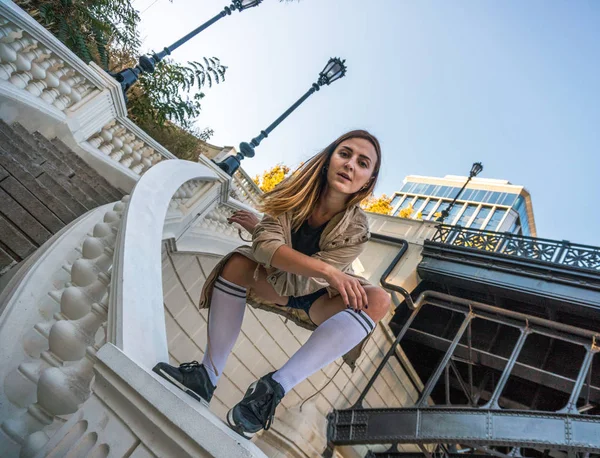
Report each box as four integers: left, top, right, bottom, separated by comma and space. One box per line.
226, 408, 255, 440
152, 366, 209, 407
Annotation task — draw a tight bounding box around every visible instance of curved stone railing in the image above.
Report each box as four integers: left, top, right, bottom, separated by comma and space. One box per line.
107, 160, 220, 368
0, 160, 237, 456
0, 198, 128, 457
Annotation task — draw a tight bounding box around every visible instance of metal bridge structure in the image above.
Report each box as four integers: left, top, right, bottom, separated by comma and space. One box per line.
327, 226, 600, 457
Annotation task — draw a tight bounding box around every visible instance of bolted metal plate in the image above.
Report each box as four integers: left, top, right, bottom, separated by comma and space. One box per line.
571, 417, 600, 449
420, 411, 488, 439
366, 411, 417, 439
493, 412, 565, 443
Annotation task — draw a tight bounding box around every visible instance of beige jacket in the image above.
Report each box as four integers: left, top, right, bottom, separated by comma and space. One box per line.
198, 204, 374, 370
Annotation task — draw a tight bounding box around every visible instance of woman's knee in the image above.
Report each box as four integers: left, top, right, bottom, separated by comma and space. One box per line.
365, 286, 391, 322
221, 253, 257, 287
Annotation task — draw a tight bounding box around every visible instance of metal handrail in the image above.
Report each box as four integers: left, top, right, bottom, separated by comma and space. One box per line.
431, 225, 600, 272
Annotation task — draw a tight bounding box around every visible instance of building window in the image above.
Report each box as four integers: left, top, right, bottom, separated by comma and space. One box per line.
461, 189, 474, 201
443, 202, 464, 225
393, 196, 414, 216
502, 193, 517, 206
485, 208, 507, 232
472, 206, 492, 229
391, 194, 403, 208
421, 199, 439, 220
456, 204, 477, 227
412, 197, 427, 214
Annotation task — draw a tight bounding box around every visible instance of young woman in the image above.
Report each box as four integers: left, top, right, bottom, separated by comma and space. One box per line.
153, 130, 390, 438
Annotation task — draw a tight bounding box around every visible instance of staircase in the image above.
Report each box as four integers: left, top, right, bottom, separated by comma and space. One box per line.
0, 121, 124, 276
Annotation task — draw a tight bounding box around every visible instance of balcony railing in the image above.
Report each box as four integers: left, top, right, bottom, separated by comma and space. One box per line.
431, 225, 600, 273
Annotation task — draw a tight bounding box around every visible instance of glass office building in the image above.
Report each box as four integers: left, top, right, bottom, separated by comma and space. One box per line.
391, 175, 536, 236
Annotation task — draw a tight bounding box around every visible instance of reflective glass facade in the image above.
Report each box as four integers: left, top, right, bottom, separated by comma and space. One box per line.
391, 179, 533, 236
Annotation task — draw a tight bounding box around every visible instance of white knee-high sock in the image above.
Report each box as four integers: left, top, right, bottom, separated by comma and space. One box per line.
272, 309, 375, 393
202, 276, 247, 386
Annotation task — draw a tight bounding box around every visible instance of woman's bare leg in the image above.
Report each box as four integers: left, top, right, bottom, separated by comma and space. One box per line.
308, 285, 390, 325
221, 253, 289, 305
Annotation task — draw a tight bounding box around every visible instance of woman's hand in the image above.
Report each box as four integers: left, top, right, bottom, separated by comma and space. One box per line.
228, 210, 260, 234
323, 266, 368, 312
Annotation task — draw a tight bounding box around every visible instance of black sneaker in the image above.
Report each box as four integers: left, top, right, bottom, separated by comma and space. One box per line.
226, 372, 285, 439
152, 360, 216, 405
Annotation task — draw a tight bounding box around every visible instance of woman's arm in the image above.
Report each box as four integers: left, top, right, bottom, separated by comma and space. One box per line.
271, 245, 368, 311
252, 213, 369, 311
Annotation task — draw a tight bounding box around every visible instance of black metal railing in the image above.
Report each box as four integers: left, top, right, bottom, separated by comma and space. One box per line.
431, 225, 600, 272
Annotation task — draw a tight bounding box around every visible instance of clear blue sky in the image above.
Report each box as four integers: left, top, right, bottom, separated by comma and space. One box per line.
135, 0, 599, 246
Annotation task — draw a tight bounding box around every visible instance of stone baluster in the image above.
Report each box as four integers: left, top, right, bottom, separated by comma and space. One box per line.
0, 35, 37, 69
0, 198, 128, 454
8, 47, 48, 89
0, 22, 23, 43
23, 56, 59, 97
0, 18, 97, 112
119, 133, 135, 168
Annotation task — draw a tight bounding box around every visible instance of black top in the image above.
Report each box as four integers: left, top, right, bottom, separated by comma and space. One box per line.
292, 219, 328, 257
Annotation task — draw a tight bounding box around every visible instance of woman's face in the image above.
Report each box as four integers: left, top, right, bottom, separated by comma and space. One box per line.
326, 137, 378, 196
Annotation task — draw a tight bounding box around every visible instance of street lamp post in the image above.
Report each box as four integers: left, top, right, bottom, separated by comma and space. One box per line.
216, 57, 347, 176
436, 162, 484, 224
111, 0, 262, 94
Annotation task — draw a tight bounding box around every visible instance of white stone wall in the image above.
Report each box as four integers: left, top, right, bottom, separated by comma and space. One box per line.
161, 216, 436, 456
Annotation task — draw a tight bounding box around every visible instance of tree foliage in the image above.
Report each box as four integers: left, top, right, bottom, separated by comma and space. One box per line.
121, 54, 227, 131
253, 164, 290, 193
397, 205, 414, 219
16, 0, 141, 68
361, 194, 393, 215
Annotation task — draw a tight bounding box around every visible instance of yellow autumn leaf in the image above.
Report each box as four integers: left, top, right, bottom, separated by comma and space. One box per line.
361, 194, 393, 215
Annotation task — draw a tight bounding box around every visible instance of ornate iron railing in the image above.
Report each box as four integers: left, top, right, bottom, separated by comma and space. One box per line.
431, 225, 600, 272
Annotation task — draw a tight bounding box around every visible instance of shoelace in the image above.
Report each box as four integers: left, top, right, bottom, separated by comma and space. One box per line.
179, 360, 201, 372
263, 395, 278, 431
251, 388, 280, 431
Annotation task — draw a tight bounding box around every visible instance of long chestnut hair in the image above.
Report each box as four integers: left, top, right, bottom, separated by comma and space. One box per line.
259, 130, 382, 231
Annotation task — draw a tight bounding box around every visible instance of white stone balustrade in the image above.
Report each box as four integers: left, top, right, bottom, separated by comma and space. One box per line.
233, 167, 263, 208
0, 16, 98, 112
0, 197, 129, 458
200, 203, 253, 240
85, 120, 170, 176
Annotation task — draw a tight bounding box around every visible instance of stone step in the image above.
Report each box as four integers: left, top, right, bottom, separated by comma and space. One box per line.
0, 246, 15, 276
0, 213, 36, 264
0, 130, 94, 213
0, 147, 78, 225
0, 173, 65, 234
1, 123, 102, 209
50, 137, 124, 202
31, 131, 115, 206
0, 186, 52, 246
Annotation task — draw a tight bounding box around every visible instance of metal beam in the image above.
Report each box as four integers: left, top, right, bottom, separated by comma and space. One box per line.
405, 328, 600, 404
327, 407, 600, 452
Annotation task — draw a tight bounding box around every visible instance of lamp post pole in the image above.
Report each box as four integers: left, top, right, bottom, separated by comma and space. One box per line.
111, 0, 263, 95
216, 57, 348, 176
436, 162, 484, 224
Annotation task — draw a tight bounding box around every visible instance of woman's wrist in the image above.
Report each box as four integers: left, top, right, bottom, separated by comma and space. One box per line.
319, 262, 335, 281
